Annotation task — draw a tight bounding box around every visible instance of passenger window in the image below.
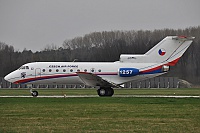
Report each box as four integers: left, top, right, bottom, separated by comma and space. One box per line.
70, 69, 73, 72
63, 69, 66, 72
77, 69, 80, 72
98, 69, 101, 72
42, 69, 45, 72
91, 68, 95, 73
84, 69, 87, 72
49, 69, 52, 72
56, 69, 59, 72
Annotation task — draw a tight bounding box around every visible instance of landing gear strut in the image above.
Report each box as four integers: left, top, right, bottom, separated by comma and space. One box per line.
97, 87, 114, 97
27, 85, 38, 97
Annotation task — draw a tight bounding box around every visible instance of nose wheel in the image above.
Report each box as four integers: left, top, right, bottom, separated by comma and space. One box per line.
28, 85, 38, 97
31, 91, 38, 97
30, 89, 38, 97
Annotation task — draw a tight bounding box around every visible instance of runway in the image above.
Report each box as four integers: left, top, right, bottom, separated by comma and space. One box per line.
0, 95, 199, 98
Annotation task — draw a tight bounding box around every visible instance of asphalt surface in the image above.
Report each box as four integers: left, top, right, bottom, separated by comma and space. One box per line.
0, 95, 199, 98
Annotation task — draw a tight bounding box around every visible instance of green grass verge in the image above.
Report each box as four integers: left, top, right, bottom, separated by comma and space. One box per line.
0, 88, 200, 96
0, 97, 200, 132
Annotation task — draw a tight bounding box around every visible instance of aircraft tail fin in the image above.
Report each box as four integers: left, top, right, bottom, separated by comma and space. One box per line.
120, 36, 195, 65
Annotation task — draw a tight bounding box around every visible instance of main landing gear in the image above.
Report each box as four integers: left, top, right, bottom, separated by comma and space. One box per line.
97, 87, 114, 97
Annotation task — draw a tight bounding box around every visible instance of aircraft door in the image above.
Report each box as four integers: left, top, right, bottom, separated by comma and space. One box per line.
35, 68, 41, 77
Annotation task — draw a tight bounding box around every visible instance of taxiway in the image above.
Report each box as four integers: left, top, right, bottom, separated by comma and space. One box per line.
0, 95, 199, 98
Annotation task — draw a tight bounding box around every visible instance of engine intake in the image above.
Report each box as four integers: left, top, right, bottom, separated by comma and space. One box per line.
162, 65, 170, 72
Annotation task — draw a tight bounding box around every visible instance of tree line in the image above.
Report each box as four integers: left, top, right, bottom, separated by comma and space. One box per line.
0, 26, 200, 84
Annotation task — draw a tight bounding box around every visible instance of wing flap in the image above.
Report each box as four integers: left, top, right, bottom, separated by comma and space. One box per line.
76, 72, 119, 88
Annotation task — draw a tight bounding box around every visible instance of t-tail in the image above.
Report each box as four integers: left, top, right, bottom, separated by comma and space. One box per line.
120, 36, 195, 65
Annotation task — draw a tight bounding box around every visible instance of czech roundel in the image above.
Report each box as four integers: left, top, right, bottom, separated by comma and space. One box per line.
158, 49, 166, 56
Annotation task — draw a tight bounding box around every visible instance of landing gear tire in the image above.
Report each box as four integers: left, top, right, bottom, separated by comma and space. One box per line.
31, 90, 38, 97
97, 87, 114, 97
107, 88, 114, 96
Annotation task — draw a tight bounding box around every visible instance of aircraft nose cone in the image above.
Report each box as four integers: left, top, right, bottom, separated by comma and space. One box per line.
4, 74, 11, 82
4, 70, 19, 83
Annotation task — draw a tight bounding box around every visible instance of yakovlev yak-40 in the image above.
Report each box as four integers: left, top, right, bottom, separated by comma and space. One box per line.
4, 36, 195, 97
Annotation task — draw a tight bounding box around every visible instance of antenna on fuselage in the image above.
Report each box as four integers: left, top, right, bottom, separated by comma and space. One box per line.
73, 59, 78, 62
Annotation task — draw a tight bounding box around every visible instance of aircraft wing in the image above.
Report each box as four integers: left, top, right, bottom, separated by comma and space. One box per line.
76, 72, 120, 88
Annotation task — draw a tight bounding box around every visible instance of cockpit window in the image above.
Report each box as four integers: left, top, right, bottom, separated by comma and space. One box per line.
19, 66, 29, 70
19, 66, 25, 70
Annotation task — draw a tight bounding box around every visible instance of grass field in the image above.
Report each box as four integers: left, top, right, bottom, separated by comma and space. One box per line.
0, 88, 200, 132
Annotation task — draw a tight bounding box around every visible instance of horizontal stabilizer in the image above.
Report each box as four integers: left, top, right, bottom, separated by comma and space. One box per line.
172, 36, 195, 41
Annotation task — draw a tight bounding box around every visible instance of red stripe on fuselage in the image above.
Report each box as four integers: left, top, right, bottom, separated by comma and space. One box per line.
14, 74, 77, 84
14, 72, 118, 84
140, 65, 162, 74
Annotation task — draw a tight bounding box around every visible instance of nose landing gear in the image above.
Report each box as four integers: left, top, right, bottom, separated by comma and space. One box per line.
28, 84, 39, 97
31, 90, 38, 97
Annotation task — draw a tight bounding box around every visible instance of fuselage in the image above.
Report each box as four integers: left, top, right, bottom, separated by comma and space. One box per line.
4, 61, 166, 86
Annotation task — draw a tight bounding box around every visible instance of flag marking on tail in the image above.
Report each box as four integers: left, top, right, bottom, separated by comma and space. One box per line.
158, 48, 166, 56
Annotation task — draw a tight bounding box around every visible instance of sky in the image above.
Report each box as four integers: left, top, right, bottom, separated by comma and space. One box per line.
0, 0, 199, 52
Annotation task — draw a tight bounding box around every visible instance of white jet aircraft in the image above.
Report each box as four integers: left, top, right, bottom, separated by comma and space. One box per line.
4, 36, 194, 97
